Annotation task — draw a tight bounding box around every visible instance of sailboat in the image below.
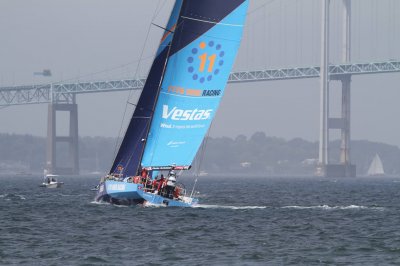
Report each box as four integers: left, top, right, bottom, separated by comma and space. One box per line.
95, 0, 249, 206
367, 153, 385, 176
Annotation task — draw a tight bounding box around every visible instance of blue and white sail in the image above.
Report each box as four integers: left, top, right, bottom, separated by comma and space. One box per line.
110, 0, 249, 175
109, 1, 184, 177
142, 0, 249, 170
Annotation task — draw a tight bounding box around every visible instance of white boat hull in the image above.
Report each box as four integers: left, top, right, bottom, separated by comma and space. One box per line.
40, 182, 64, 188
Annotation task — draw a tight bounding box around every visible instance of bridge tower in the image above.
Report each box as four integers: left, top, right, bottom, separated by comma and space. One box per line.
337, 0, 355, 177
317, 0, 356, 177
46, 87, 79, 175
316, 0, 330, 177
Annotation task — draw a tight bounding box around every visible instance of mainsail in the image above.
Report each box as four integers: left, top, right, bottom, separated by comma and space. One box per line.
111, 0, 249, 176
367, 154, 385, 176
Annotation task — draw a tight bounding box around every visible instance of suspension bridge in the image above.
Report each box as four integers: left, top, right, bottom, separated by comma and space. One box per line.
0, 0, 399, 176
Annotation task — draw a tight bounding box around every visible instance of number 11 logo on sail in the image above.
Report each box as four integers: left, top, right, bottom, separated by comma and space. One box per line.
187, 41, 225, 84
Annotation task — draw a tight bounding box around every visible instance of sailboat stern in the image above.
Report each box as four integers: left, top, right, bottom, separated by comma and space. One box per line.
141, 191, 199, 207
95, 180, 145, 205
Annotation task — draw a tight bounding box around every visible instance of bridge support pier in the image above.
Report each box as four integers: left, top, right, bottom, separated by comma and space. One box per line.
339, 75, 356, 177
316, 0, 355, 177
324, 75, 356, 177
46, 97, 79, 175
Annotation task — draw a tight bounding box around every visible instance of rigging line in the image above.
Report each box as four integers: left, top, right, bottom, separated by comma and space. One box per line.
51, 4, 170, 86
110, 0, 166, 170
181, 16, 243, 27
151, 23, 174, 33
122, 125, 148, 176
195, 121, 213, 177
247, 0, 277, 15
35, 3, 170, 87
50, 56, 155, 86
153, 0, 168, 21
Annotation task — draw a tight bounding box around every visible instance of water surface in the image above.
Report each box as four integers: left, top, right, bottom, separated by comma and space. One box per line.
1, 175, 400, 265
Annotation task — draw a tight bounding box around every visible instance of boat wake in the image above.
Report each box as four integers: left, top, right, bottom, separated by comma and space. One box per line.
193, 204, 268, 210
142, 201, 166, 208
90, 200, 130, 208
281, 204, 385, 211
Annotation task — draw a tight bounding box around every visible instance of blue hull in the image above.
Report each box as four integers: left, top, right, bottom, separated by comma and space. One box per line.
95, 180, 198, 207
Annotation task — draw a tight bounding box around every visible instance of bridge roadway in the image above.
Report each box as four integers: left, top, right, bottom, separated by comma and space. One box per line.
0, 60, 399, 106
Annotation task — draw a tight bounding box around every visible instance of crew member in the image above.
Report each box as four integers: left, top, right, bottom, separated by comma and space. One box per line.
165, 171, 176, 199
157, 174, 165, 195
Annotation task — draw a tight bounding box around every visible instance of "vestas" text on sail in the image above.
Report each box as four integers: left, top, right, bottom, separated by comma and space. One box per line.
162, 105, 213, 121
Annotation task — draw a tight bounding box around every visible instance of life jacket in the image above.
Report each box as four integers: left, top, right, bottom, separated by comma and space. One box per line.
173, 187, 181, 198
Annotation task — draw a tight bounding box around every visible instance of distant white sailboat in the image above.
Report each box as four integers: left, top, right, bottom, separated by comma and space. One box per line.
367, 154, 385, 176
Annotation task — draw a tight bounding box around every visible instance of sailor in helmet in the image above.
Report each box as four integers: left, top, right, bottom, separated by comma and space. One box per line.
165, 170, 177, 199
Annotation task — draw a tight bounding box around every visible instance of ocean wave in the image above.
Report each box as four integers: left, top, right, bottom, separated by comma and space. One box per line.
0, 193, 26, 200
281, 204, 385, 211
58, 193, 88, 197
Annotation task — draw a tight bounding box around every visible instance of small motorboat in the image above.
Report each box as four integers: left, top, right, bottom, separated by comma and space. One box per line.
40, 174, 64, 188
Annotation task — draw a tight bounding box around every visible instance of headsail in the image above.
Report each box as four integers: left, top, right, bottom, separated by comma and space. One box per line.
141, 0, 249, 169
110, 0, 249, 176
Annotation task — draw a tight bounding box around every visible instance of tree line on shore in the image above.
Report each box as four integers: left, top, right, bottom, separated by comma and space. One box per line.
0, 132, 399, 176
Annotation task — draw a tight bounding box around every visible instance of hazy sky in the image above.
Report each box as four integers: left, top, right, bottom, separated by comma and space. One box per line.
1, 0, 400, 148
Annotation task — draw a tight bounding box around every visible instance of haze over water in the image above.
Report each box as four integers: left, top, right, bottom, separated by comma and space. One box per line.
1, 175, 400, 265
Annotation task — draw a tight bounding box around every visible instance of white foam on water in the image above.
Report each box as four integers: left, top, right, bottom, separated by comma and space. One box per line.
142, 201, 165, 208
90, 200, 111, 206
16, 194, 26, 200
112, 204, 129, 208
193, 204, 268, 210
0, 194, 26, 200
282, 204, 385, 211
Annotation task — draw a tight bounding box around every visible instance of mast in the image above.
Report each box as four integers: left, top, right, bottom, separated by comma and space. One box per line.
137, 27, 177, 172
